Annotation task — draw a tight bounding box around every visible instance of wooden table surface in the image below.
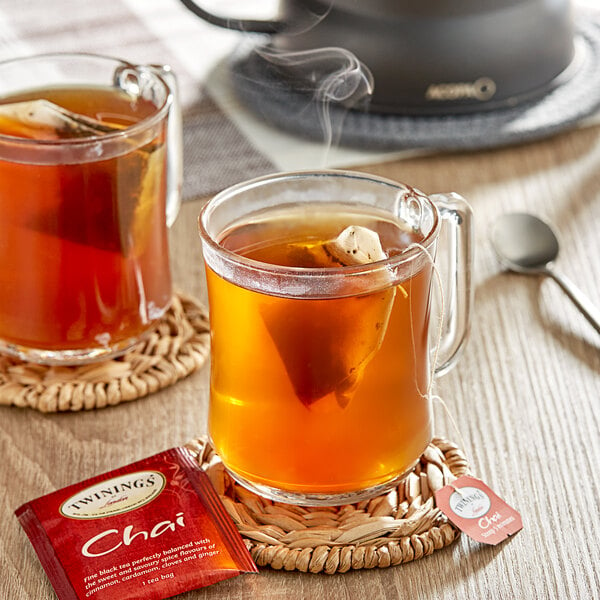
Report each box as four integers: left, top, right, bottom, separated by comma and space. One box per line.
1, 123, 600, 599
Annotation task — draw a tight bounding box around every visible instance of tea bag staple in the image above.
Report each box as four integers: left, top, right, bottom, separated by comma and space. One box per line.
262, 226, 398, 409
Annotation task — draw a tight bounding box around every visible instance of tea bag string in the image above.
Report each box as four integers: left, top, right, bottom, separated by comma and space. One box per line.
404, 242, 444, 398
404, 242, 471, 462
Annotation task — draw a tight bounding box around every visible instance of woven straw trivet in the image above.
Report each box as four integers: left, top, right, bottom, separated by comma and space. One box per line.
185, 437, 470, 574
0, 293, 209, 412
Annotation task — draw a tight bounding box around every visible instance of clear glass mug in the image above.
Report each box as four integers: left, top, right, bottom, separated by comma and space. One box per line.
198, 170, 472, 506
0, 53, 182, 364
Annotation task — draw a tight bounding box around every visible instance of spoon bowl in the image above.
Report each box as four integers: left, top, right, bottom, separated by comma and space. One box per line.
490, 212, 600, 334
491, 213, 559, 273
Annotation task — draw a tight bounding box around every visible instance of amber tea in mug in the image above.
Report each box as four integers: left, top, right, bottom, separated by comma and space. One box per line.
0, 53, 181, 364
198, 171, 472, 505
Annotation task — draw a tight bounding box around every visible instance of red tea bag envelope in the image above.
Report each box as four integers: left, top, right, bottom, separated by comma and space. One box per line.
15, 448, 257, 600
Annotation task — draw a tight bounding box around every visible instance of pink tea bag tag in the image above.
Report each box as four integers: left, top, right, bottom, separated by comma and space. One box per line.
434, 475, 523, 545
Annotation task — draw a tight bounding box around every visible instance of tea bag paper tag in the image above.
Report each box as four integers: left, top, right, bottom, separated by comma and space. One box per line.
434, 475, 523, 545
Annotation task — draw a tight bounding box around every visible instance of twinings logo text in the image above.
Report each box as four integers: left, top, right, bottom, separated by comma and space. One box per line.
425, 77, 496, 102
60, 471, 166, 519
449, 486, 491, 519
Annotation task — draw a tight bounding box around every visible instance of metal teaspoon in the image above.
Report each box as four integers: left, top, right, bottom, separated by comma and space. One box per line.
490, 213, 600, 334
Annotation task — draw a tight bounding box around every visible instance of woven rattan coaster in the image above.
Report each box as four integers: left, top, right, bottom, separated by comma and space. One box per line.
185, 437, 470, 573
0, 292, 209, 412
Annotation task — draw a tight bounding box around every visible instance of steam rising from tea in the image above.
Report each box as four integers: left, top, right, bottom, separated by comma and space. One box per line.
229, 0, 374, 157
254, 45, 374, 151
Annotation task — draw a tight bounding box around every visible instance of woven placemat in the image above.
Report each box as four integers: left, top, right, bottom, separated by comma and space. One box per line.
185, 436, 470, 573
0, 292, 210, 412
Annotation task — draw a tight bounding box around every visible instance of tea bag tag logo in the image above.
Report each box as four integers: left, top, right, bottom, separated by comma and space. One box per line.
434, 475, 523, 545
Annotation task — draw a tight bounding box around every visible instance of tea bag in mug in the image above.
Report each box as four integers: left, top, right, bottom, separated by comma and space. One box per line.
262, 225, 398, 408
0, 99, 163, 256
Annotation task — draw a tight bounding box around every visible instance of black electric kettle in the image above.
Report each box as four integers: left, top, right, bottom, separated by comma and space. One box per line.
179, 0, 575, 115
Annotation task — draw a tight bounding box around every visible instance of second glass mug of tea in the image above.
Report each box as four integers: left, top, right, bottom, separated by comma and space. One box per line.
0, 52, 182, 364
198, 170, 472, 506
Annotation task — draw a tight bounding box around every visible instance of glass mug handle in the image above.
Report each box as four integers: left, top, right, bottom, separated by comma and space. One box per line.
114, 64, 183, 227
429, 192, 474, 376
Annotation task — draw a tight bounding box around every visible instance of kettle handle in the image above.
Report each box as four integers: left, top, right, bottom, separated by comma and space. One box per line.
179, 0, 286, 34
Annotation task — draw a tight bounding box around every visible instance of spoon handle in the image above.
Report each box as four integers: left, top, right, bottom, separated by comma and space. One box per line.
546, 268, 600, 334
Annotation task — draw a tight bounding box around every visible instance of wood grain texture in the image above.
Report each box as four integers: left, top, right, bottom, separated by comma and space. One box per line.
1, 125, 599, 600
